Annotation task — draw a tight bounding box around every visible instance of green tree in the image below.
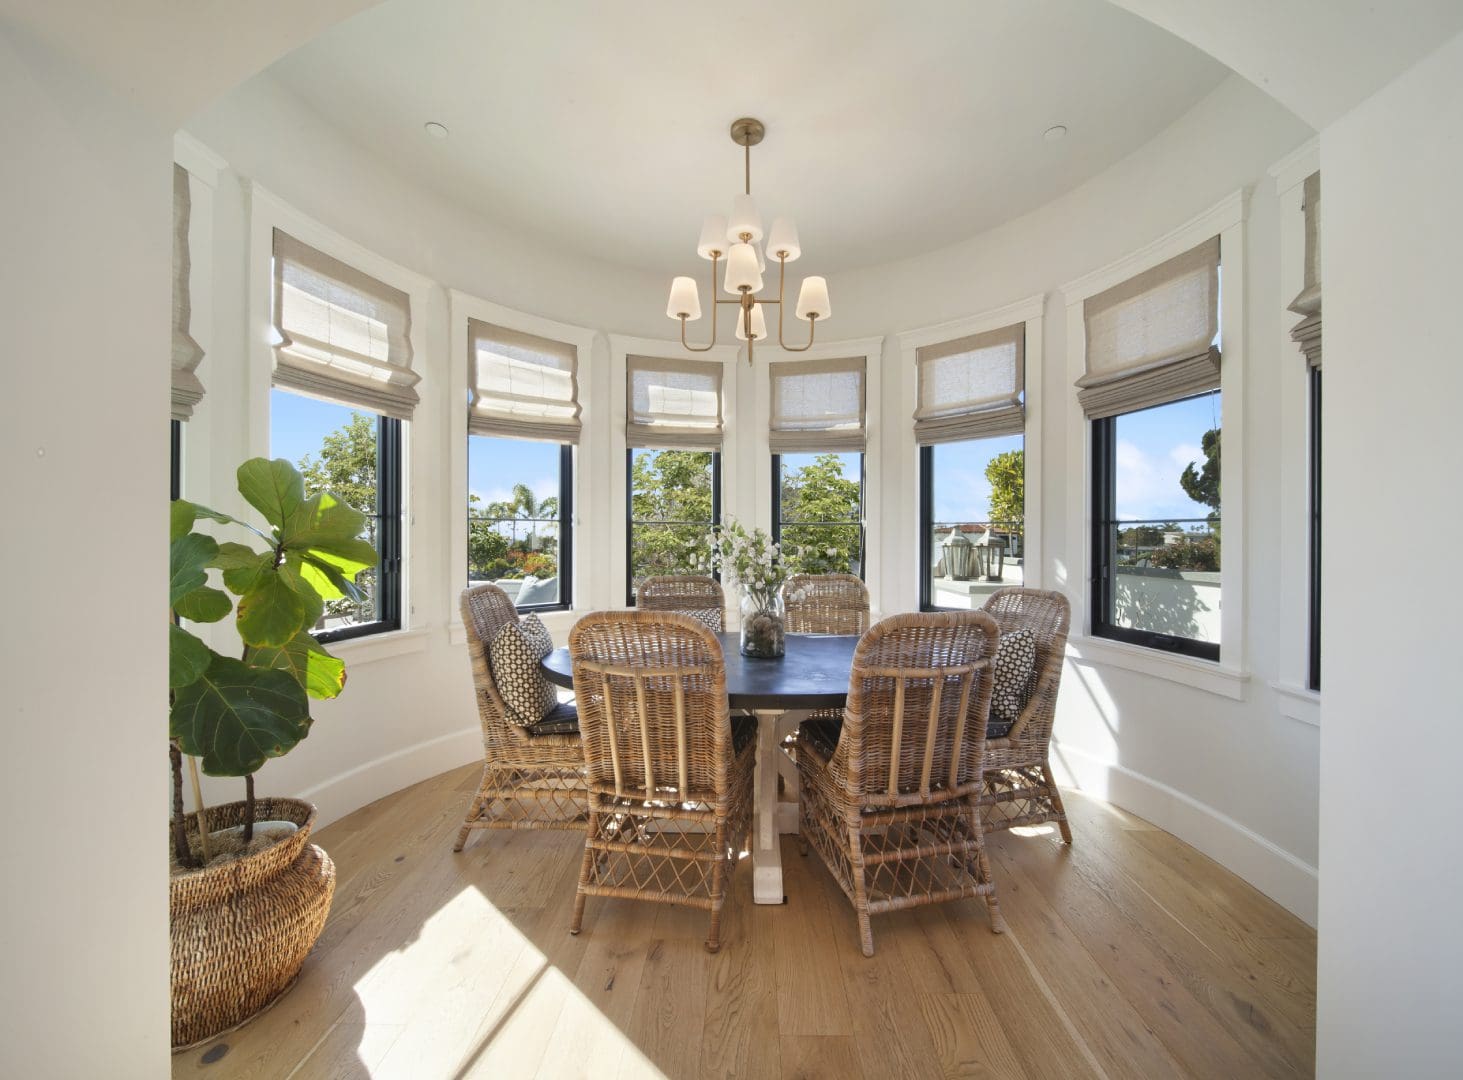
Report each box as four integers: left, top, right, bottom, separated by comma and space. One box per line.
985, 450, 1024, 535
779, 454, 862, 574
1180, 428, 1221, 522
630, 449, 716, 584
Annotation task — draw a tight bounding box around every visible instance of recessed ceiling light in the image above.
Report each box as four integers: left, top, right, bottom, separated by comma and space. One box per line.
424, 121, 450, 140
1043, 124, 1068, 143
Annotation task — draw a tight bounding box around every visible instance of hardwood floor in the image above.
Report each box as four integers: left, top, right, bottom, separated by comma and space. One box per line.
173, 764, 1316, 1079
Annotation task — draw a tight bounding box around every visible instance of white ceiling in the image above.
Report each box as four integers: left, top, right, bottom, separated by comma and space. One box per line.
264, 0, 1231, 274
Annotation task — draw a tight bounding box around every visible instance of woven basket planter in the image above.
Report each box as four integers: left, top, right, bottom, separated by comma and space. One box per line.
170, 797, 335, 1051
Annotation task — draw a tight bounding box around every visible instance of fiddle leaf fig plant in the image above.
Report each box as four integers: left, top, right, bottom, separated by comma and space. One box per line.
168, 457, 374, 868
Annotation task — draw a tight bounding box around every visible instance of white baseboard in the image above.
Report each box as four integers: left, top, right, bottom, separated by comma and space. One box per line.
296, 727, 481, 831
1050, 741, 1318, 926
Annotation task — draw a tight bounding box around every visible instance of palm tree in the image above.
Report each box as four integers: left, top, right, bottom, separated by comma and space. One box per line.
512, 483, 559, 551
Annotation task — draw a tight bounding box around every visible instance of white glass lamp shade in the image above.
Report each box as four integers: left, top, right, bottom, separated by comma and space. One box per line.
766, 217, 801, 262
697, 215, 728, 260
795, 275, 831, 320
725, 193, 764, 243
667, 276, 701, 320
735, 302, 767, 341
724, 242, 764, 294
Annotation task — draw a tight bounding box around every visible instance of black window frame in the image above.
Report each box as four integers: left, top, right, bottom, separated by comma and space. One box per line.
170, 418, 182, 501
1090, 405, 1220, 662
465, 438, 574, 614
918, 440, 1027, 612
313, 412, 403, 645
770, 451, 867, 581
625, 448, 721, 606
1307, 366, 1322, 691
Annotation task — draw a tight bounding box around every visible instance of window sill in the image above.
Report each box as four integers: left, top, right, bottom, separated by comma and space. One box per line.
1272, 681, 1321, 726
326, 626, 429, 666
1066, 635, 1248, 700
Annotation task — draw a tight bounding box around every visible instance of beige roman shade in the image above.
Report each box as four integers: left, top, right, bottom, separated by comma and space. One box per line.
914, 323, 1024, 444
1289, 172, 1322, 370
171, 164, 205, 422
272, 230, 419, 419
1078, 237, 1221, 419
626, 355, 723, 450
769, 355, 866, 452
468, 319, 581, 443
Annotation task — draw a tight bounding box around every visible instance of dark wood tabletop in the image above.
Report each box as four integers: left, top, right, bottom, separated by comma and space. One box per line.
539, 630, 860, 710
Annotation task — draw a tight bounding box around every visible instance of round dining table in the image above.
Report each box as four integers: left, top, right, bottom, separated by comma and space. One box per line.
540, 630, 860, 905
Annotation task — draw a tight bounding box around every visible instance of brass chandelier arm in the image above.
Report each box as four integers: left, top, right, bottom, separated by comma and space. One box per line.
679, 253, 722, 352
774, 255, 815, 352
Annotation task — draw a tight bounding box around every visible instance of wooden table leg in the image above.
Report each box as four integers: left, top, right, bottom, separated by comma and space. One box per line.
752, 709, 785, 904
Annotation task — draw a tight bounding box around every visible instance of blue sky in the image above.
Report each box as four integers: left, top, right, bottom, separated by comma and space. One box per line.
274, 389, 1219, 527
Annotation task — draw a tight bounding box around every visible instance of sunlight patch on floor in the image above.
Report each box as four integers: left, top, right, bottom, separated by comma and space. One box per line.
1010, 824, 1056, 837
341, 886, 664, 1078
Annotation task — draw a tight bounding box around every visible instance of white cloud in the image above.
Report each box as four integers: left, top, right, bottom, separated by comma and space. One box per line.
1115, 439, 1208, 521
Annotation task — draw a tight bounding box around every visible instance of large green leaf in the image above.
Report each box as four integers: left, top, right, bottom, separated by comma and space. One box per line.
237, 458, 306, 531
235, 567, 308, 648
169, 532, 219, 605
216, 545, 275, 596
296, 552, 365, 603
250, 632, 346, 699
169, 624, 214, 690
170, 654, 312, 775
282, 490, 369, 552
173, 585, 231, 623
172, 498, 245, 540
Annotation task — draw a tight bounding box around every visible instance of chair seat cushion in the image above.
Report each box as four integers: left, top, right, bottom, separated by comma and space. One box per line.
526, 700, 579, 737
490, 613, 559, 728
990, 628, 1037, 731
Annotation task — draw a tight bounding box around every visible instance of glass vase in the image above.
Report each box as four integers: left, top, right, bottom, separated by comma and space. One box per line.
739, 590, 786, 658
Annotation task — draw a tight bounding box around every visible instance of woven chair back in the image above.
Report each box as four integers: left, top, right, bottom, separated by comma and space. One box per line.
569, 610, 732, 803
838, 611, 1000, 807
784, 573, 870, 635
460, 583, 520, 723
636, 574, 726, 631
980, 587, 1071, 709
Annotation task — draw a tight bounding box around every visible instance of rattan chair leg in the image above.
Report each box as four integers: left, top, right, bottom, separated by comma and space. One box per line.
1041, 761, 1073, 844
570, 818, 596, 936
846, 821, 876, 958
976, 846, 1007, 934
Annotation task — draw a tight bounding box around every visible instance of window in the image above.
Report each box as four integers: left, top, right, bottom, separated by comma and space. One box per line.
920, 435, 1025, 610
468, 435, 572, 610
1091, 391, 1221, 660
627, 449, 720, 605
170, 420, 182, 501
773, 452, 864, 576
270, 388, 402, 641
1308, 367, 1322, 690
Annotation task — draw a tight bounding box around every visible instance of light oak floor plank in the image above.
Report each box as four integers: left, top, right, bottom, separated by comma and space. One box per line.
173, 767, 1314, 1080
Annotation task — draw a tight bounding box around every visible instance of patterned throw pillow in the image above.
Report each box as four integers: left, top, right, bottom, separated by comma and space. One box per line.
988, 628, 1037, 738
490, 614, 558, 728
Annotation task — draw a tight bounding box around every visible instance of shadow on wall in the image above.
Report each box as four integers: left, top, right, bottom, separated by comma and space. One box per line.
1113, 569, 1218, 642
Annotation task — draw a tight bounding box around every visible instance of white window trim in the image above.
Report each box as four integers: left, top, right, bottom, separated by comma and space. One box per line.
246, 182, 435, 656
1269, 137, 1323, 719
893, 295, 1045, 611
448, 290, 598, 634
1060, 190, 1249, 691
608, 333, 740, 609
757, 335, 885, 603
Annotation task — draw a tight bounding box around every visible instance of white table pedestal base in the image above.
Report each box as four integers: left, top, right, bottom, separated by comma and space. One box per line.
751, 708, 807, 905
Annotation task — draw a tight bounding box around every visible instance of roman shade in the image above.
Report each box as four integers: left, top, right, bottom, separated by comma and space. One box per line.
769, 355, 866, 452
272, 230, 419, 419
626, 355, 723, 450
171, 164, 205, 422
468, 319, 581, 442
914, 323, 1024, 444
1289, 172, 1322, 370
1077, 237, 1220, 419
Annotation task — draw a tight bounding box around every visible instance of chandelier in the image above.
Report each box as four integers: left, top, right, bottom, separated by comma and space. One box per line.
666, 117, 831, 365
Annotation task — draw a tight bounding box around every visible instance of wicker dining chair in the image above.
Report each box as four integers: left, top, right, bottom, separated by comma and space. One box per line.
568, 610, 756, 953
452, 584, 587, 852
783, 573, 870, 635
636, 574, 726, 631
978, 587, 1074, 843
796, 611, 1005, 957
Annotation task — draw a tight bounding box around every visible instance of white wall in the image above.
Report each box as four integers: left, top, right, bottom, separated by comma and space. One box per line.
0, 25, 171, 1078
1318, 28, 1463, 1078
177, 70, 1329, 926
